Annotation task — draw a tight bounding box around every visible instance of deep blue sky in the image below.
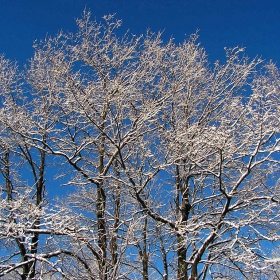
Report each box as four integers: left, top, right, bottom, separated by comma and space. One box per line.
0, 0, 280, 66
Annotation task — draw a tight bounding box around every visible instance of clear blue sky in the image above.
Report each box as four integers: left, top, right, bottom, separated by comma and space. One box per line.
0, 0, 280, 66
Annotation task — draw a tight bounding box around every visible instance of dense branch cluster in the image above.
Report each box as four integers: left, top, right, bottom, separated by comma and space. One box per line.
0, 12, 279, 280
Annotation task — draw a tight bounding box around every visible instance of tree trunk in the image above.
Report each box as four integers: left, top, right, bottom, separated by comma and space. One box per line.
177, 234, 188, 280
175, 165, 191, 280
142, 216, 149, 280
97, 182, 107, 279
97, 129, 107, 279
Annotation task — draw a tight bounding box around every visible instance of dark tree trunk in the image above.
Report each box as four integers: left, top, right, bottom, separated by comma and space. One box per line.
142, 216, 149, 280
97, 129, 107, 279
175, 165, 191, 280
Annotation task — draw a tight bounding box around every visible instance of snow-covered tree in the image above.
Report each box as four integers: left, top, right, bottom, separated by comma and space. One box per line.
0, 11, 279, 280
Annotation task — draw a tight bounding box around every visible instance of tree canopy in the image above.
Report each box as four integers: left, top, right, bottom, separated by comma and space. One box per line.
0, 12, 279, 280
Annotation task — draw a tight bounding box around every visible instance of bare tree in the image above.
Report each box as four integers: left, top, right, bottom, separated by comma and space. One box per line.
0, 11, 279, 280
